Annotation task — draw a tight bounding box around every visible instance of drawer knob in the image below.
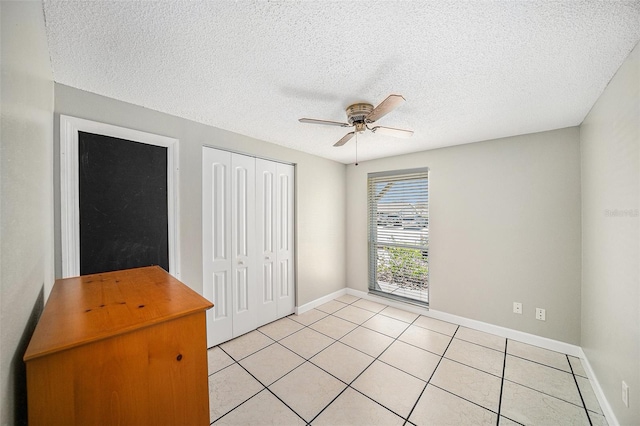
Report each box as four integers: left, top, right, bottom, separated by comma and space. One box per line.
176, 354, 183, 361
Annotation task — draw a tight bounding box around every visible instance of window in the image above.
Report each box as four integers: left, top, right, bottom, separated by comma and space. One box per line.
368, 168, 429, 305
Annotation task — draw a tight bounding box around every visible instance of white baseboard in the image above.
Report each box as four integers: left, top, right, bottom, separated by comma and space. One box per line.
578, 348, 619, 426
295, 288, 347, 315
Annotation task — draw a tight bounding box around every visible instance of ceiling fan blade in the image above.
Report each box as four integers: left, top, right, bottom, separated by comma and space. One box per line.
299, 118, 351, 127
371, 126, 414, 138
366, 94, 406, 123
333, 132, 355, 147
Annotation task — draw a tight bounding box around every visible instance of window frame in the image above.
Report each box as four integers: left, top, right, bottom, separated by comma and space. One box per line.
367, 167, 430, 306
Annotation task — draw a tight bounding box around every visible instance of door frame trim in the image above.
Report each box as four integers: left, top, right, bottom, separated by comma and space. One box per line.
60, 115, 180, 278
201, 143, 295, 166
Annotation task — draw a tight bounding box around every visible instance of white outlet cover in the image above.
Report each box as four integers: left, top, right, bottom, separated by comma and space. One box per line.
513, 302, 522, 314
535, 308, 546, 321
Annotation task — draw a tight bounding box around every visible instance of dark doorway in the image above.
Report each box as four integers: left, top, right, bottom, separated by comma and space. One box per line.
78, 131, 169, 275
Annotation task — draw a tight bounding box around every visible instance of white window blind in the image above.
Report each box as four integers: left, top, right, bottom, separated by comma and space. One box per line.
368, 168, 429, 305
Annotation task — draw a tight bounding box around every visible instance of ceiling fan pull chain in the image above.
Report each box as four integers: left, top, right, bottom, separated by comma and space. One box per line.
355, 132, 359, 166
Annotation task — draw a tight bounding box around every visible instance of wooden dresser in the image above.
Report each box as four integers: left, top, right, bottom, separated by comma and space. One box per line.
24, 266, 213, 425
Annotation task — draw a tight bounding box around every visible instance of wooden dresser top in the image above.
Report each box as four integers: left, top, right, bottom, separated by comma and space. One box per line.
24, 266, 213, 361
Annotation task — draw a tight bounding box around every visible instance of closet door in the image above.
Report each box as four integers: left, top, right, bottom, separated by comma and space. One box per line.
277, 163, 295, 317
256, 159, 278, 326
230, 154, 257, 337
202, 148, 233, 347
203, 147, 294, 347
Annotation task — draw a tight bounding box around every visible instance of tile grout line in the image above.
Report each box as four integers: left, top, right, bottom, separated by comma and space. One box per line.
217, 328, 280, 363
284, 300, 479, 423
208, 300, 385, 423
441, 355, 504, 380
494, 349, 595, 410
293, 300, 455, 342
216, 345, 309, 425
428, 383, 502, 416
320, 304, 458, 362
501, 376, 591, 410
226, 303, 379, 423
209, 346, 269, 425
256, 323, 305, 343
248, 304, 368, 394
307, 309, 420, 423
567, 353, 594, 426
208, 387, 265, 426
267, 319, 379, 422
304, 302, 409, 358
496, 338, 508, 425
507, 352, 576, 374
403, 325, 461, 425
453, 335, 506, 352
216, 333, 495, 423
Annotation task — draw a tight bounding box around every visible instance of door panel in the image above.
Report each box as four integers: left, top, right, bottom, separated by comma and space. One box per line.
256, 159, 278, 326
235, 268, 249, 312
213, 271, 228, 319
212, 163, 227, 261
279, 259, 289, 297
202, 148, 232, 347
277, 163, 295, 317
231, 154, 256, 337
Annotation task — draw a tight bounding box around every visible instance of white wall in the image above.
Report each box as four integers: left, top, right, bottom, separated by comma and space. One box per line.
0, 2, 55, 423
346, 128, 582, 344
53, 84, 347, 306
580, 42, 639, 426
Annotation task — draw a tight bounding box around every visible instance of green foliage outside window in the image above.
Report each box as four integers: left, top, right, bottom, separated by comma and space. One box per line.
377, 246, 428, 288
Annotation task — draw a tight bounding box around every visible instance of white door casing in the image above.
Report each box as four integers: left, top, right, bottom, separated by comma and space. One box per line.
60, 115, 180, 279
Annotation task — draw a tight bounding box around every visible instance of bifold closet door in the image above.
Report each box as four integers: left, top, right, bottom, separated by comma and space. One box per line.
202, 148, 256, 347
204, 147, 293, 348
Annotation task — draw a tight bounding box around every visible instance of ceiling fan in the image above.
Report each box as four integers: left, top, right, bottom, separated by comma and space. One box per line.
298, 94, 414, 147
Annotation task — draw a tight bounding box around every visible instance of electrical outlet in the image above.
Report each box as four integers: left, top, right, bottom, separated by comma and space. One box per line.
622, 381, 629, 407
535, 308, 546, 321
513, 302, 522, 314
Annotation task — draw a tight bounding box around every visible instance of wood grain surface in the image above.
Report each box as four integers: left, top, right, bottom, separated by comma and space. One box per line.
24, 266, 213, 425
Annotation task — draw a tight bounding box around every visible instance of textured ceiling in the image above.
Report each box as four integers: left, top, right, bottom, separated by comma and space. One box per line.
43, 1, 640, 164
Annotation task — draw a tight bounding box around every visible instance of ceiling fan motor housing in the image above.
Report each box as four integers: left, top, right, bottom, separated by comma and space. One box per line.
346, 103, 374, 124
346, 103, 373, 133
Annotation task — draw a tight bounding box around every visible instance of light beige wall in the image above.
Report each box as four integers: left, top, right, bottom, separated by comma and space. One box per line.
0, 2, 55, 423
580, 42, 639, 425
53, 84, 347, 306
346, 128, 582, 344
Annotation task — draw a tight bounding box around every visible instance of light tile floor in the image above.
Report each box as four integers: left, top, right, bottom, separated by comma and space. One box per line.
208, 296, 607, 425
